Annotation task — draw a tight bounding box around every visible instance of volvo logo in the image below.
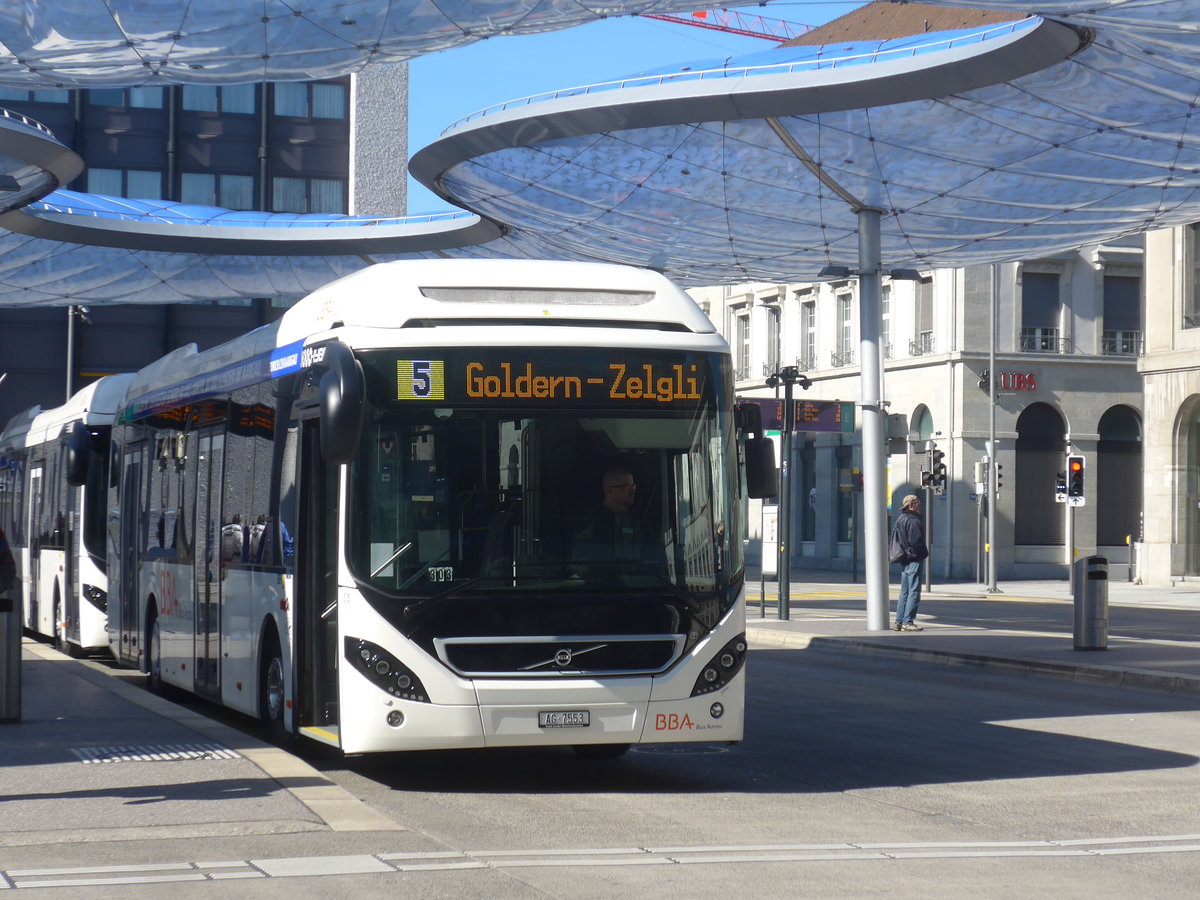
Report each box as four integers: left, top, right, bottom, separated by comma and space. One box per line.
519, 643, 609, 671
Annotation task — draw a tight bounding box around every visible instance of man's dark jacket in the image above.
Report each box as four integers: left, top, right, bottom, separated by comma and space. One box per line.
894, 509, 928, 563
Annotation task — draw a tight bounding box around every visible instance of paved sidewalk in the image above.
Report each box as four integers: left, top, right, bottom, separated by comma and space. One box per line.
745, 576, 1200, 696
0, 639, 402, 853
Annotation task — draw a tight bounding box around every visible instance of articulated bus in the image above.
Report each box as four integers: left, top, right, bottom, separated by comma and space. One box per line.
0, 374, 134, 656
107, 259, 775, 755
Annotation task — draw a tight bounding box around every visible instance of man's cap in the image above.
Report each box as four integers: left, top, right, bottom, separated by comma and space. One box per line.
902, 494, 920, 509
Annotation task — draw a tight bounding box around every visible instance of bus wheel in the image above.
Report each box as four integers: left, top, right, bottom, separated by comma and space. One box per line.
146, 614, 166, 695
259, 634, 290, 746
53, 591, 68, 654
573, 743, 631, 760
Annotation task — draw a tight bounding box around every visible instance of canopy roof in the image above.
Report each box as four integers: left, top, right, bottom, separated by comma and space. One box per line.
0, 1, 1196, 302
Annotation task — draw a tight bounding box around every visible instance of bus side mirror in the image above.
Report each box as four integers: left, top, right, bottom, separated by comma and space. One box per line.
744, 436, 778, 499
319, 342, 365, 465
65, 421, 91, 487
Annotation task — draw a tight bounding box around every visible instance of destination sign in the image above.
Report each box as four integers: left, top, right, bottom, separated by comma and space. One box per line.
374, 349, 721, 409
740, 398, 854, 434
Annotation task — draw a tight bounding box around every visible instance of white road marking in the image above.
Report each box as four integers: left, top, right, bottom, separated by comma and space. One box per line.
6, 834, 1200, 887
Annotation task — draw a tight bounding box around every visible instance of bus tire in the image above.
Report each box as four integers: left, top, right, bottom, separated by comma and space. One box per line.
573, 743, 631, 760
53, 587, 68, 654
259, 629, 291, 747
146, 611, 167, 696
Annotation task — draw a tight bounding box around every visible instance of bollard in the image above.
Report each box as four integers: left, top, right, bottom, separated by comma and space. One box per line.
0, 589, 19, 721
1073, 555, 1108, 651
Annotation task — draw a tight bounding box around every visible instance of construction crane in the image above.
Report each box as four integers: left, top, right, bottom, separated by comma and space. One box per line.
642, 8, 814, 42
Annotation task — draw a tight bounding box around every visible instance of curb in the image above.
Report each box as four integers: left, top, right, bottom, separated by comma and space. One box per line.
746, 626, 1200, 697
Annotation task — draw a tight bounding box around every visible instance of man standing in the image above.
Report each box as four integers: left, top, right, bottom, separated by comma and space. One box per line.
892, 494, 928, 631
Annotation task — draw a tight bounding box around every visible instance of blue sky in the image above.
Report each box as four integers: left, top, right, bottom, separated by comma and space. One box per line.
406, 3, 864, 213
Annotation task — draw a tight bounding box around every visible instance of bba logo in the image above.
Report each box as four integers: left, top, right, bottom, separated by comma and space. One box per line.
655, 712, 694, 731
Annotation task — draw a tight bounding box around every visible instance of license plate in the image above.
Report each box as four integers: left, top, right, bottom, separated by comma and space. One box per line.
538, 710, 589, 728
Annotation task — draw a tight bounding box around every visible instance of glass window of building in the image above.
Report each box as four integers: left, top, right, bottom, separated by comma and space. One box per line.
1102, 273, 1141, 355
312, 82, 346, 118
87, 168, 122, 196
1021, 272, 1062, 352
128, 86, 163, 109
764, 301, 780, 376
221, 84, 256, 114
220, 174, 255, 209
835, 293, 853, 366
126, 169, 162, 199
181, 85, 218, 112
87, 88, 124, 107
0, 87, 27, 101
272, 176, 307, 212
309, 178, 344, 213
181, 172, 216, 206
801, 300, 816, 370
273, 83, 308, 116
733, 307, 751, 380
914, 278, 933, 355
32, 89, 69, 103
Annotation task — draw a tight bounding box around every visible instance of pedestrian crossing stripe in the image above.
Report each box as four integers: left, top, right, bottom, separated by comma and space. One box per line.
70, 743, 242, 763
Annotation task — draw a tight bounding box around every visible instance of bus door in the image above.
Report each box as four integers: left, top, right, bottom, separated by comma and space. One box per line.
117, 446, 143, 667
193, 432, 223, 699
296, 419, 340, 737
26, 465, 43, 631
63, 482, 81, 648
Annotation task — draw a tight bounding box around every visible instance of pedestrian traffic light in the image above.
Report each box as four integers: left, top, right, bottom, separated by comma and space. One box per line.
1066, 454, 1085, 499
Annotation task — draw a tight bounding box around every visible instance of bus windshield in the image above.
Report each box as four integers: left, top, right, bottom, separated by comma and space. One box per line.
347, 347, 743, 642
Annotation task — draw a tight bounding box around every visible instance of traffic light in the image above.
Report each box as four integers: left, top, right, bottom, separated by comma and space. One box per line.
931, 447, 947, 491
1055, 470, 1068, 502
994, 462, 1003, 490
1066, 454, 1085, 499
920, 469, 933, 488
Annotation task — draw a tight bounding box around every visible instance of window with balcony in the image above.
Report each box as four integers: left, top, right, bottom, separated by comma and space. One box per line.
1102, 273, 1142, 355
914, 277, 933, 355
832, 294, 854, 367
763, 302, 781, 376
733, 307, 751, 381
1020, 271, 1066, 352
799, 300, 816, 370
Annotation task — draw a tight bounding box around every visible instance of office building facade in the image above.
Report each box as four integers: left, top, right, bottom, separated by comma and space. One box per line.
690, 242, 1144, 581
0, 66, 408, 425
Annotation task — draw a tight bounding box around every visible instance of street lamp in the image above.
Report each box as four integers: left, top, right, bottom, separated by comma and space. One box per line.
764, 365, 811, 620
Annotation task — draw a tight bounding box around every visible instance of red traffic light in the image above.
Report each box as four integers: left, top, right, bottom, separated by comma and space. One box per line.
1068, 459, 1083, 473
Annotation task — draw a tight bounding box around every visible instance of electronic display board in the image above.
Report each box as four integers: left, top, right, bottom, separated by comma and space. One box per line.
364, 348, 723, 410
739, 398, 854, 433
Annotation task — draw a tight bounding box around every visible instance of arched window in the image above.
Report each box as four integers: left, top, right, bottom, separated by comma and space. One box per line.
1015, 403, 1066, 545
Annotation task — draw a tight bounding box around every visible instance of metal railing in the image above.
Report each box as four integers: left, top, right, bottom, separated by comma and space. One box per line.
830, 349, 855, 368
908, 334, 935, 357
1019, 328, 1072, 353
1101, 330, 1143, 356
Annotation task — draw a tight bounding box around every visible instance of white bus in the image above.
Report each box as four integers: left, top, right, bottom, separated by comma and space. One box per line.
0, 374, 134, 656
107, 259, 775, 755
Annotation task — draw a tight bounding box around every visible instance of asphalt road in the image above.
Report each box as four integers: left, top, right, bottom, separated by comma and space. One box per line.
9, 636, 1199, 898
297, 646, 1200, 898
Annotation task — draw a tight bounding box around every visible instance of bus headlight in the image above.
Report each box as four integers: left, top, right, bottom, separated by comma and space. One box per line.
690, 633, 747, 697
82, 584, 107, 613
345, 637, 430, 703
